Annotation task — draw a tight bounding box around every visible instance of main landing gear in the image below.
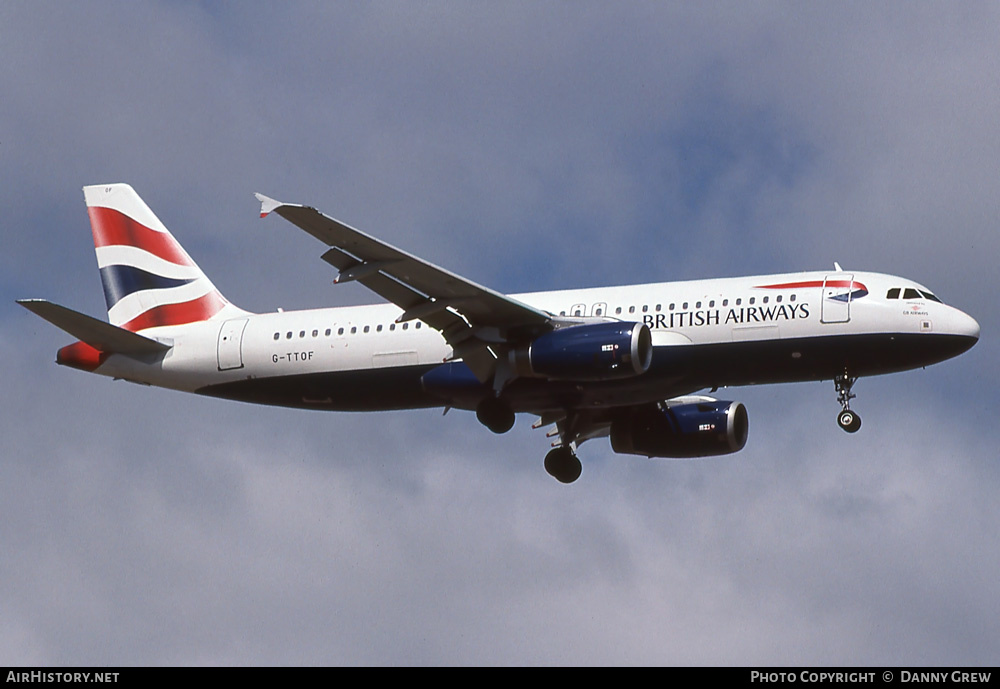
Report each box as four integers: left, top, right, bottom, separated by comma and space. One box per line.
544, 446, 582, 484
834, 374, 862, 433
538, 413, 586, 484
476, 397, 582, 483
476, 396, 515, 434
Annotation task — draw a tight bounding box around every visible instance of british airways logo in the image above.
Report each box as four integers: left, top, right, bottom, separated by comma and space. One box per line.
636, 279, 870, 330
829, 286, 868, 302
643, 302, 810, 330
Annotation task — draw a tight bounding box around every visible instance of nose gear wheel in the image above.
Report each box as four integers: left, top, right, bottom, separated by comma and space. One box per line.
834, 374, 861, 433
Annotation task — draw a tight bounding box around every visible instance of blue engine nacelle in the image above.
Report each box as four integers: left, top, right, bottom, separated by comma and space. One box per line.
610, 400, 749, 458
512, 321, 653, 381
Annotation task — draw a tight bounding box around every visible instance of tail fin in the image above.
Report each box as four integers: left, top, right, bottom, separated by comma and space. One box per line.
84, 184, 244, 332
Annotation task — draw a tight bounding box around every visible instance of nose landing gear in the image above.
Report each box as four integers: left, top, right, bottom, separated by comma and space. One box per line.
837, 408, 861, 433
834, 374, 862, 433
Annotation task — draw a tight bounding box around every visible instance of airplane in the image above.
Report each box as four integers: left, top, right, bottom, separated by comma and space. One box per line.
19, 184, 980, 483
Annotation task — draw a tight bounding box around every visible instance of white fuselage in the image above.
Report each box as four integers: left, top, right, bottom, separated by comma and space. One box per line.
84, 269, 980, 414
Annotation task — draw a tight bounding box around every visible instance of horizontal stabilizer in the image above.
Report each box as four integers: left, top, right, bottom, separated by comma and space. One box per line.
17, 299, 171, 356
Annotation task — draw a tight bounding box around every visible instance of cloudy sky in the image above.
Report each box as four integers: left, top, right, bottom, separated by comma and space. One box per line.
2, 2, 998, 665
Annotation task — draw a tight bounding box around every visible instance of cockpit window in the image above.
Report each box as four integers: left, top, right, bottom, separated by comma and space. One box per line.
887, 286, 943, 303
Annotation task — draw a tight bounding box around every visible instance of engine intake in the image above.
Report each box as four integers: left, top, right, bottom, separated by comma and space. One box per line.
610, 400, 749, 458
512, 321, 652, 381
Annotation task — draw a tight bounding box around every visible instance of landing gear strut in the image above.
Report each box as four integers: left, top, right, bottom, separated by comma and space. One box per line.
476, 397, 515, 434
544, 446, 582, 484
834, 374, 862, 433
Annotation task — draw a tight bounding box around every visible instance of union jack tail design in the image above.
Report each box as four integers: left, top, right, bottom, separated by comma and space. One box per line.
84, 184, 245, 332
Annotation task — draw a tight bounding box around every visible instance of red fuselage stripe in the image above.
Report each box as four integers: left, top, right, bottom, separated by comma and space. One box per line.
756, 280, 867, 291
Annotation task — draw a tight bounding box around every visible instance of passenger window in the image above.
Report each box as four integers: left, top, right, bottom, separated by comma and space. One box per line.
615, 307, 622, 315
273, 333, 280, 341
655, 304, 661, 312
749, 298, 755, 305
338, 327, 344, 336
709, 300, 715, 308
904, 288, 922, 299
790, 294, 796, 302
363, 325, 370, 333
402, 323, 409, 330
776, 295, 782, 303
887, 288, 900, 299
736, 299, 742, 306
682, 302, 688, 310
722, 299, 729, 307
390, 324, 396, 331
286, 332, 292, 339
762, 296, 768, 304
669, 303, 675, 311
299, 331, 305, 338
350, 327, 357, 334
595, 308, 603, 316
377, 324, 383, 332
416, 322, 422, 329
312, 329, 318, 337
696, 301, 701, 309
325, 328, 331, 336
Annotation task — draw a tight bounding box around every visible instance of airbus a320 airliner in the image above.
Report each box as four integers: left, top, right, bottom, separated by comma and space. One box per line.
20, 184, 979, 482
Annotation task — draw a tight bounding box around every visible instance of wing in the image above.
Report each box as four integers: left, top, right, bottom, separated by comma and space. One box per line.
256, 194, 554, 382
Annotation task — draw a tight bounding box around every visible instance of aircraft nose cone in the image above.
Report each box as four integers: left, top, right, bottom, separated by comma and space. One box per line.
959, 309, 980, 342
948, 308, 980, 357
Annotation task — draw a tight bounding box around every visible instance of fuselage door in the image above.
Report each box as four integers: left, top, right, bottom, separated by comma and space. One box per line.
217, 318, 249, 370
821, 274, 853, 324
